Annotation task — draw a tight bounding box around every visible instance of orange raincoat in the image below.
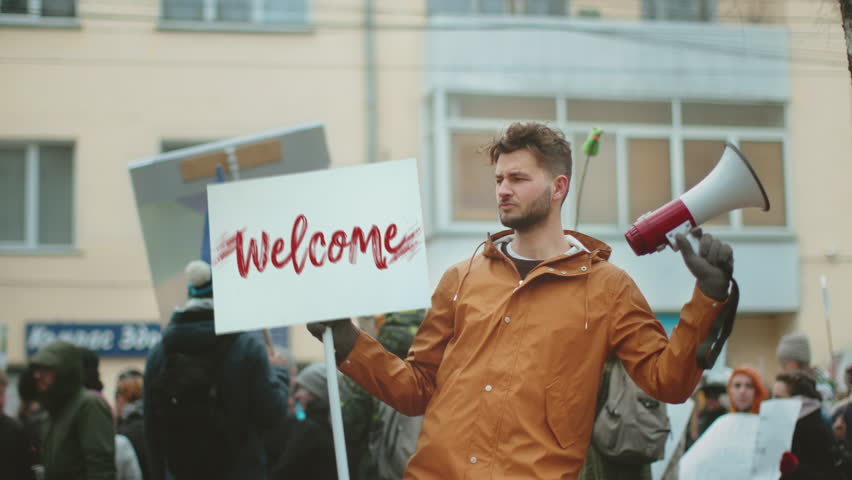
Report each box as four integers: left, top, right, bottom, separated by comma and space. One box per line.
340, 231, 726, 479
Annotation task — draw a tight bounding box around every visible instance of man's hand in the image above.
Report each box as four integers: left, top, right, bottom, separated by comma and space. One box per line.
674, 229, 733, 301
306, 318, 360, 362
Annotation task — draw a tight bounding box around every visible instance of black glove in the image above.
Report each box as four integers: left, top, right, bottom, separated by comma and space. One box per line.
674, 229, 733, 301
306, 319, 360, 363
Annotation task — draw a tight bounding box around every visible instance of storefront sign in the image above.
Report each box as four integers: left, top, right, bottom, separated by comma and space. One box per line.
26, 323, 162, 357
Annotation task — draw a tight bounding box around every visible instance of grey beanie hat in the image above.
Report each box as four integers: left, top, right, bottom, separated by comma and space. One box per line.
777, 332, 811, 365
295, 363, 329, 404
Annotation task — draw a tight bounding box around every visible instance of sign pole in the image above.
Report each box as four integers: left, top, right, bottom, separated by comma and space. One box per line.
323, 328, 350, 480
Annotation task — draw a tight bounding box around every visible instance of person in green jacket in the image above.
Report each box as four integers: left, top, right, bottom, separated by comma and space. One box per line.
30, 340, 116, 480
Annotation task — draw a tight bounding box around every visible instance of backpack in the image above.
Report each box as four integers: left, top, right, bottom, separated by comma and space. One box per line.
591, 359, 671, 464
148, 330, 237, 479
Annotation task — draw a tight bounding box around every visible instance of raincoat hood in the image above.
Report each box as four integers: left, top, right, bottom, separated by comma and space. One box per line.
30, 341, 84, 413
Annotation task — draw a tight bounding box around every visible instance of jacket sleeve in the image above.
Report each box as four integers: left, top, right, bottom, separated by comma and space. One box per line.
338, 267, 458, 416
77, 395, 117, 480
609, 270, 726, 403
244, 336, 291, 430
143, 345, 167, 480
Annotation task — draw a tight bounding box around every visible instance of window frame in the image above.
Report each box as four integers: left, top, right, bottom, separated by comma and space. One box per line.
0, 141, 76, 253
0, 0, 79, 27
428, 0, 570, 17
429, 90, 792, 239
158, 0, 313, 33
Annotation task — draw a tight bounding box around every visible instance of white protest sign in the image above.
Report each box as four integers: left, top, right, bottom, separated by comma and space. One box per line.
207, 158, 431, 334
680, 413, 759, 480
651, 399, 694, 480
679, 399, 802, 480
751, 399, 801, 480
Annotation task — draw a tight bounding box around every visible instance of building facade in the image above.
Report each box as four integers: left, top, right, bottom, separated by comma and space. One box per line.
2, 0, 851, 411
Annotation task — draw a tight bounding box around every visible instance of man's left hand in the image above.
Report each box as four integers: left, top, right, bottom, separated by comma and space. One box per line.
674, 230, 733, 301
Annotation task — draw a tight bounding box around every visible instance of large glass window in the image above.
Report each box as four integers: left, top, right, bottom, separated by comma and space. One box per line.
0, 0, 76, 17
628, 138, 671, 223
642, 0, 716, 22
451, 132, 498, 222
429, 0, 568, 16
574, 133, 617, 225
0, 143, 74, 249
437, 93, 787, 232
161, 0, 309, 25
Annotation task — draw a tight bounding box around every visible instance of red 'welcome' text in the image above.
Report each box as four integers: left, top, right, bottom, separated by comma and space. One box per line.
214, 214, 421, 279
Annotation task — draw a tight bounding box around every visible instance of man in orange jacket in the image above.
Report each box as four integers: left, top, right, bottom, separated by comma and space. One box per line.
309, 122, 733, 479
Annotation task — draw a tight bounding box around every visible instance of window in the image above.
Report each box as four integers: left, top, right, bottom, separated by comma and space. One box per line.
434, 93, 788, 233
0, 143, 74, 249
0, 0, 76, 18
627, 138, 671, 224
429, 0, 567, 16
161, 0, 309, 26
642, 0, 716, 22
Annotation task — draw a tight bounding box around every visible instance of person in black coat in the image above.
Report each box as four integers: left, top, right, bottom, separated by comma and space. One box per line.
0, 370, 36, 480
144, 260, 290, 480
774, 370, 840, 480
268, 363, 337, 480
116, 369, 149, 480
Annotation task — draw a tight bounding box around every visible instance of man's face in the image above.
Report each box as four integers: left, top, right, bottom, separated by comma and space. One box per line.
293, 385, 317, 408
772, 381, 791, 399
33, 366, 57, 392
495, 150, 556, 232
779, 360, 802, 373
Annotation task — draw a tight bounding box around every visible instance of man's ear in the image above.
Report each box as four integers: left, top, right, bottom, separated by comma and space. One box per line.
553, 175, 570, 202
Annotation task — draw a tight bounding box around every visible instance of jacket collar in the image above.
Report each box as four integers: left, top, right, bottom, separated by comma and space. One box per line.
482, 229, 612, 266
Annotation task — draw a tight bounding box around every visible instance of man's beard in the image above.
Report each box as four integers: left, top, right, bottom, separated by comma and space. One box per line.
499, 186, 552, 232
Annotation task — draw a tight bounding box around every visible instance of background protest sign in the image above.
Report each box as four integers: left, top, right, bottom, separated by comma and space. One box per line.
679, 399, 801, 480
129, 123, 330, 324
207, 158, 431, 334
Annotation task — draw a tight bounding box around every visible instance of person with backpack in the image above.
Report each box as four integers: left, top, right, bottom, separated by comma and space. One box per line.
579, 357, 667, 480
308, 122, 736, 479
144, 260, 290, 480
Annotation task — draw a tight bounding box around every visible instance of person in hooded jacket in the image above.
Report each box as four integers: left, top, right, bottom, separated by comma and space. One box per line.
29, 340, 116, 480
267, 363, 337, 480
144, 260, 290, 480
774, 370, 840, 480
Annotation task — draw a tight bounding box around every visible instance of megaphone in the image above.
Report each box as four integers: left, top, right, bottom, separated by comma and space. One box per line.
625, 143, 770, 256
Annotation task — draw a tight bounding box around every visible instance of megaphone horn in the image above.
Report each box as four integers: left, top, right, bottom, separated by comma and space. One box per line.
625, 143, 770, 256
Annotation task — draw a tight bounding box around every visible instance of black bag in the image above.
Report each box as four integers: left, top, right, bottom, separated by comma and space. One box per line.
149, 330, 237, 479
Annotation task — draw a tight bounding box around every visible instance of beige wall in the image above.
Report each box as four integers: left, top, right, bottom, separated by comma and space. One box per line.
2, 0, 852, 406
787, 0, 852, 368
726, 313, 795, 386
0, 0, 425, 402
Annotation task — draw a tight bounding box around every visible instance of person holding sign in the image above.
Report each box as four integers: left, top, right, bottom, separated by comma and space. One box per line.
309, 122, 734, 479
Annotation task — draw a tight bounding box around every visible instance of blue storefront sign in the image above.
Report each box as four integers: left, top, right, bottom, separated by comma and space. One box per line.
26, 323, 162, 357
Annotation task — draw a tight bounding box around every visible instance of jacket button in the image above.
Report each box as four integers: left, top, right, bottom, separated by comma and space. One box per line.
470, 457, 477, 464
560, 271, 567, 275
581, 266, 588, 272
504, 316, 511, 324
485, 385, 492, 392
548, 267, 555, 272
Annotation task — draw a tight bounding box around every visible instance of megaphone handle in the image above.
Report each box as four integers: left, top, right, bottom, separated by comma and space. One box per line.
664, 221, 701, 253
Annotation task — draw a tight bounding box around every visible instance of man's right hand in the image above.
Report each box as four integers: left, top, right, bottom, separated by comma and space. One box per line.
306, 318, 360, 362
